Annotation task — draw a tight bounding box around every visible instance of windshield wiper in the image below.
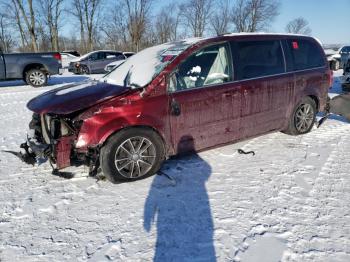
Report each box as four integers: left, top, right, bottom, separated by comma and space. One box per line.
123, 66, 133, 87
129, 83, 141, 89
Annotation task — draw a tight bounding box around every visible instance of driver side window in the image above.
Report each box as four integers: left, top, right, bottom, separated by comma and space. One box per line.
169, 43, 232, 92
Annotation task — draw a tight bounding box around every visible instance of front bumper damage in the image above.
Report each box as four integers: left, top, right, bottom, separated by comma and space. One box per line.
11, 113, 100, 176
19, 136, 51, 165
19, 134, 75, 170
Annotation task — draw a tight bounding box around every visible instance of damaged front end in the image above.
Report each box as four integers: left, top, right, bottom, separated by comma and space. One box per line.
9, 80, 133, 176
18, 113, 99, 175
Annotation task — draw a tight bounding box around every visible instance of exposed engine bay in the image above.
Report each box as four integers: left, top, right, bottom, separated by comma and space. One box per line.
17, 113, 99, 175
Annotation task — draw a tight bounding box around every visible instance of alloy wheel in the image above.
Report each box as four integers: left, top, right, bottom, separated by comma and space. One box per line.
295, 103, 314, 133
114, 136, 156, 178
29, 71, 45, 86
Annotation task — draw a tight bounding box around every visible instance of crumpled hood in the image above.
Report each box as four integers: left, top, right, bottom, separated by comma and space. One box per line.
27, 80, 130, 115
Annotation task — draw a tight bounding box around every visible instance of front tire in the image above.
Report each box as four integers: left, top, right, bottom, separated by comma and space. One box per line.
80, 65, 90, 75
25, 69, 48, 87
100, 128, 165, 183
284, 97, 317, 135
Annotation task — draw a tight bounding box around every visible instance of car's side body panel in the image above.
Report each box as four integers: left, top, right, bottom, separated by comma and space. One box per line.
75, 90, 171, 152
73, 34, 330, 157
0, 53, 5, 79
168, 82, 242, 153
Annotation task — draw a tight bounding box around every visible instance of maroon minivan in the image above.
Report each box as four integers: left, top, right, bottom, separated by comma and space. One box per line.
21, 33, 331, 182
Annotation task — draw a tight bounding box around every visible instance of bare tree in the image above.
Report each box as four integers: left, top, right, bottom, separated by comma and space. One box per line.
72, 0, 102, 52
12, 0, 38, 51
39, 0, 65, 51
72, 0, 86, 51
231, 0, 280, 32
10, 0, 29, 50
155, 4, 181, 43
180, 0, 213, 37
84, 0, 102, 52
211, 0, 231, 35
0, 14, 15, 52
285, 17, 312, 35
101, 1, 129, 50
125, 0, 153, 52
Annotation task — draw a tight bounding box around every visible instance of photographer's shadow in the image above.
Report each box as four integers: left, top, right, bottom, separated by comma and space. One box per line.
144, 136, 216, 261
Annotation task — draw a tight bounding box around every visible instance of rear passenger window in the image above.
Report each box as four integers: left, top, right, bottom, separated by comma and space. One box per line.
90, 52, 106, 60
286, 39, 325, 70
231, 40, 285, 80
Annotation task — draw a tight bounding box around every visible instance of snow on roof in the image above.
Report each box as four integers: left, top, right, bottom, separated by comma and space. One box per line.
222, 32, 310, 37
180, 33, 323, 46
221, 32, 324, 47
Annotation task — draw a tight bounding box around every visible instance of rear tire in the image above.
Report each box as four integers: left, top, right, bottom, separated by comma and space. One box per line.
100, 128, 165, 183
25, 69, 48, 87
283, 97, 317, 135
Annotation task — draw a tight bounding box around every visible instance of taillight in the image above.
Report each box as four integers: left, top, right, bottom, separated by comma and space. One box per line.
329, 69, 333, 88
53, 53, 61, 61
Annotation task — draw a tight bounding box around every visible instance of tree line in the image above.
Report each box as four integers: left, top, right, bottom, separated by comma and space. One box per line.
0, 0, 312, 54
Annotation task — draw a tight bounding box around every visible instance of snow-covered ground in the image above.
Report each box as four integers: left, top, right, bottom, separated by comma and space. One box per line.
0, 71, 349, 262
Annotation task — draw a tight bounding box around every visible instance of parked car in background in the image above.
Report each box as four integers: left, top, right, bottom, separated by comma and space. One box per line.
0, 47, 63, 87
324, 48, 340, 70
104, 52, 135, 72
339, 46, 350, 68
342, 59, 350, 91
325, 45, 350, 70
60, 52, 80, 69
68, 50, 127, 74
62, 50, 80, 57
20, 33, 331, 182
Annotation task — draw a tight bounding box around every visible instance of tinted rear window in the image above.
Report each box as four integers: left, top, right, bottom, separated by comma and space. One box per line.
231, 40, 285, 80
286, 39, 325, 70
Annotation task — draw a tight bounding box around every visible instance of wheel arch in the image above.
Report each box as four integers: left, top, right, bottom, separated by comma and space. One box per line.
307, 94, 319, 111
22, 63, 48, 79
100, 125, 168, 155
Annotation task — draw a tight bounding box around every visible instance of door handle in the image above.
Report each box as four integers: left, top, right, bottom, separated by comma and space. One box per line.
171, 99, 181, 116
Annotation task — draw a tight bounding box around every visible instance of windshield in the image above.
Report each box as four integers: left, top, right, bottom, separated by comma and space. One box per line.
101, 38, 202, 88
79, 52, 93, 61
